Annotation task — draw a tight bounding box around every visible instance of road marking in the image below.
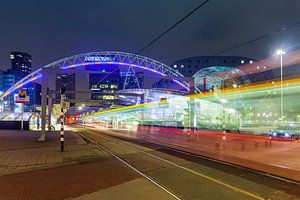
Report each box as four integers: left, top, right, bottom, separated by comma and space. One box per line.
76, 131, 181, 200
81, 129, 264, 200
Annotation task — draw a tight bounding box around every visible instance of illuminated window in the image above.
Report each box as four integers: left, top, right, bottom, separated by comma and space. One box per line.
173, 65, 177, 68
181, 65, 184, 68
111, 84, 118, 89
100, 84, 109, 89
103, 95, 115, 100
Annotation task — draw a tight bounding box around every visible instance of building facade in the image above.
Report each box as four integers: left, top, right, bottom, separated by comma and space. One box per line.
10, 51, 32, 80
170, 56, 257, 93
2, 72, 15, 110
56, 73, 76, 100
0, 52, 41, 111
88, 64, 121, 102
171, 56, 254, 77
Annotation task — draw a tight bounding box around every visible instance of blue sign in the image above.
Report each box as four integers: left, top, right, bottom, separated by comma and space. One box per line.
84, 56, 115, 62
120, 72, 135, 77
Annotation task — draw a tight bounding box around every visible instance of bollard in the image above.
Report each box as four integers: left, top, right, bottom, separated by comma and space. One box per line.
269, 139, 272, 147
60, 92, 65, 152
60, 114, 64, 152
255, 141, 258, 149
241, 143, 245, 151
215, 142, 220, 150
222, 142, 226, 150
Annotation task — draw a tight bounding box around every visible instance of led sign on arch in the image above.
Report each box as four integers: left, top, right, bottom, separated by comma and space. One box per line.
84, 56, 115, 62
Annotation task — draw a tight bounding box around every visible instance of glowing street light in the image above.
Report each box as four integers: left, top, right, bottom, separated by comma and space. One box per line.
276, 49, 286, 56
78, 106, 82, 110
220, 99, 228, 104
276, 49, 286, 123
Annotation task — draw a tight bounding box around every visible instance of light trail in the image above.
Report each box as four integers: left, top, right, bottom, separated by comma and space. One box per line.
84, 75, 300, 134
90, 76, 300, 116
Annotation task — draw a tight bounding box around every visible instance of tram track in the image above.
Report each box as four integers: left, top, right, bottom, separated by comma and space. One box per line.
76, 131, 182, 200
112, 130, 300, 186
75, 128, 266, 200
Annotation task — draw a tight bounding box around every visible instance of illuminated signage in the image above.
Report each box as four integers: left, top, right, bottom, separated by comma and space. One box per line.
18, 90, 27, 98
16, 90, 30, 104
84, 56, 115, 62
120, 72, 135, 77
103, 95, 115, 100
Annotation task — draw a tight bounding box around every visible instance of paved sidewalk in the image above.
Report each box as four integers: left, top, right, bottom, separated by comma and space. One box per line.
0, 130, 101, 174
0, 158, 140, 200
0, 130, 174, 200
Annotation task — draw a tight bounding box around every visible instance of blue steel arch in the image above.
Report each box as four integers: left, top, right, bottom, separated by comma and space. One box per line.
2, 51, 189, 98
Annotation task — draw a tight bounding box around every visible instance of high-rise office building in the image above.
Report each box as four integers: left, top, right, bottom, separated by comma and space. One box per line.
2, 72, 16, 110
4, 51, 41, 111
10, 51, 32, 81
0, 70, 4, 92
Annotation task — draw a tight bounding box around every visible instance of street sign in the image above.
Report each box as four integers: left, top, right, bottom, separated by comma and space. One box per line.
15, 90, 30, 104
15, 90, 30, 131
159, 98, 169, 109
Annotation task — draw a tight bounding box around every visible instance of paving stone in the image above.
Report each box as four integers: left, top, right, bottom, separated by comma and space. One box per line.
0, 130, 101, 175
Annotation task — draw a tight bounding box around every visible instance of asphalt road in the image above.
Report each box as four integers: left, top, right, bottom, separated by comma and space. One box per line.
72, 127, 300, 200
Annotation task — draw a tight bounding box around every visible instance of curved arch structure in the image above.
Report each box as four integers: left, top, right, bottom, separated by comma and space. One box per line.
2, 51, 189, 98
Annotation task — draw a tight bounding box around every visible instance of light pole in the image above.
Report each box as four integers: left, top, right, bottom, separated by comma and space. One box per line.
276, 49, 286, 124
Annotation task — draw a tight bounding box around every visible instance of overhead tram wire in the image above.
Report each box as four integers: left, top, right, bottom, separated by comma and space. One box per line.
137, 0, 211, 54
213, 20, 300, 56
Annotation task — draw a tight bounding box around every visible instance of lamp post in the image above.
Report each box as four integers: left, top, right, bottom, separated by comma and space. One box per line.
276, 49, 286, 124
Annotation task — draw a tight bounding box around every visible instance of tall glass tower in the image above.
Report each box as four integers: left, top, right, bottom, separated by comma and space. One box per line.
10, 51, 32, 80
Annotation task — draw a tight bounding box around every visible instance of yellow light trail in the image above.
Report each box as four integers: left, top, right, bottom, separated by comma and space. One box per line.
91, 77, 300, 117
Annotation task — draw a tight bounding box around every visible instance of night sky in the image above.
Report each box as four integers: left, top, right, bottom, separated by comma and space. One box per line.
0, 0, 300, 70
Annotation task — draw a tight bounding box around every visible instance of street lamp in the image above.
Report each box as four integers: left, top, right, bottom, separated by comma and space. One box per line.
276, 49, 286, 124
